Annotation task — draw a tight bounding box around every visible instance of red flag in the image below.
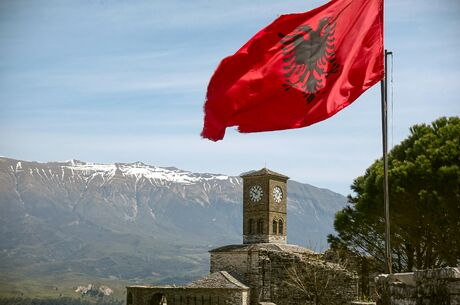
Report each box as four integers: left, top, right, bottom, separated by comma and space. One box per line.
201, 0, 384, 141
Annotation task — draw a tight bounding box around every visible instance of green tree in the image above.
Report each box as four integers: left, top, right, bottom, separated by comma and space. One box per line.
328, 117, 460, 272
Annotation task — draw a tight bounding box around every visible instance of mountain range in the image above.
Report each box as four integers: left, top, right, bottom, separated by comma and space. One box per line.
0, 157, 347, 297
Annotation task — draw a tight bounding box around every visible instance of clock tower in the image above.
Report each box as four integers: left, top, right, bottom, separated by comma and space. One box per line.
241, 168, 288, 244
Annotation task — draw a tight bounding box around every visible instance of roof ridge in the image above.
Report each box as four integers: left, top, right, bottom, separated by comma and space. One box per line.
219, 271, 249, 289
187, 271, 248, 289
240, 168, 289, 179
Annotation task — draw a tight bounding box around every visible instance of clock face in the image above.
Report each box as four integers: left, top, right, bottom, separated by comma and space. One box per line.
249, 185, 263, 202
273, 186, 283, 203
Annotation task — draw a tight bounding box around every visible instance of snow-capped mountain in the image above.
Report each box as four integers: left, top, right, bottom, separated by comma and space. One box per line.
0, 156, 347, 287
63, 159, 238, 187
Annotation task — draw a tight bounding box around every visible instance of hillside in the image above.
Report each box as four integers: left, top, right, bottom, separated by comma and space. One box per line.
0, 157, 347, 297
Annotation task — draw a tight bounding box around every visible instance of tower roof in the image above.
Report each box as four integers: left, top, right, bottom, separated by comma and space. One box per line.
240, 168, 289, 180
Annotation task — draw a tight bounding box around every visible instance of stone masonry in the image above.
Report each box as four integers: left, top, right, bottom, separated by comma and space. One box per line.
241, 169, 288, 244
210, 243, 357, 305
127, 271, 249, 305
375, 267, 460, 305
127, 168, 359, 305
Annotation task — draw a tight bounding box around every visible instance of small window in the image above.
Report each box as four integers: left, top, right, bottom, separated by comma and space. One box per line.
278, 219, 283, 235
272, 220, 277, 234
257, 219, 264, 234
248, 219, 254, 234
127, 292, 133, 305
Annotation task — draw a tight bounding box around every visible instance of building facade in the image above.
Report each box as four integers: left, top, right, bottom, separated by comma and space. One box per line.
241, 169, 288, 244
127, 168, 357, 305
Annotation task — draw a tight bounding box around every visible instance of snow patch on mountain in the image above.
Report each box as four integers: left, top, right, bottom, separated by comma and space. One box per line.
63, 160, 231, 185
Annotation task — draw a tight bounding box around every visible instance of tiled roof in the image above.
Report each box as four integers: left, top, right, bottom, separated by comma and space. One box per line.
209, 243, 317, 255
240, 168, 289, 179
186, 271, 249, 289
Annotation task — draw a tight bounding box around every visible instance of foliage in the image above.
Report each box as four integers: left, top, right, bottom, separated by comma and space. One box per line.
328, 117, 460, 272
0, 297, 123, 305
286, 262, 335, 305
285, 257, 356, 305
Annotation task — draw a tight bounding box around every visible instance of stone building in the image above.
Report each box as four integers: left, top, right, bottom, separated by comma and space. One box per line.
127, 168, 358, 305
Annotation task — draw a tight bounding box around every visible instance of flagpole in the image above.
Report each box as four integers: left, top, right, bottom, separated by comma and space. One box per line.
381, 49, 392, 274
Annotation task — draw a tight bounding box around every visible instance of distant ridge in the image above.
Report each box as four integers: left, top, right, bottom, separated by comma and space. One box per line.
0, 156, 347, 292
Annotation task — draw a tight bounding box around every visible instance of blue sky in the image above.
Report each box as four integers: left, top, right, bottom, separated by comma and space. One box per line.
0, 0, 459, 195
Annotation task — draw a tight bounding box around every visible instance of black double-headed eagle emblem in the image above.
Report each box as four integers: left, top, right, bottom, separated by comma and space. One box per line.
279, 17, 340, 103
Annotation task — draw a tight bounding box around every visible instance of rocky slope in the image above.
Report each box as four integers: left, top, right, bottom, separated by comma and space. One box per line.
0, 157, 346, 286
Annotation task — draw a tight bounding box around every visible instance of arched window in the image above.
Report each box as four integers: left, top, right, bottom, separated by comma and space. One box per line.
151, 293, 167, 305
272, 219, 277, 234
278, 219, 284, 235
127, 292, 133, 305
257, 219, 264, 234
248, 219, 254, 234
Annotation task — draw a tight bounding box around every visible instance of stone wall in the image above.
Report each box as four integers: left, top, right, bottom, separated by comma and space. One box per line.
375, 267, 460, 305
210, 249, 261, 305
242, 172, 287, 245
127, 286, 249, 305
210, 251, 251, 283
323, 248, 380, 300
267, 251, 358, 305
210, 245, 358, 305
